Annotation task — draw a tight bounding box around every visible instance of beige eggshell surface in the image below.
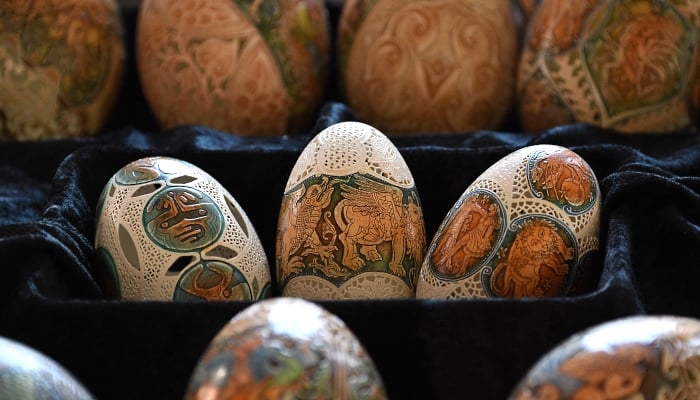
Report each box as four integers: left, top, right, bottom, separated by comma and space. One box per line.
0, 0, 125, 140
276, 121, 426, 299
509, 315, 700, 399
136, 0, 330, 136
417, 144, 601, 299
337, 0, 518, 134
185, 297, 387, 400
518, 0, 700, 133
94, 156, 271, 301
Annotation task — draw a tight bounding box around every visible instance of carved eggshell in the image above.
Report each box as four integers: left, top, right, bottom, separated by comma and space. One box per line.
276, 121, 426, 299
337, 0, 518, 135
0, 336, 94, 399
184, 297, 387, 400
94, 156, 271, 301
0, 0, 125, 140
509, 316, 700, 399
518, 0, 700, 133
136, 0, 330, 136
416, 144, 600, 299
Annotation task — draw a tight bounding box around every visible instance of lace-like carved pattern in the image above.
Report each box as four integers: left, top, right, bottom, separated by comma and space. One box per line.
285, 121, 415, 191
417, 144, 601, 299
94, 157, 271, 301
186, 298, 387, 399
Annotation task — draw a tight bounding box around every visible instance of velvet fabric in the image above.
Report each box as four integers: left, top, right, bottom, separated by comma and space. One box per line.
1, 2, 700, 400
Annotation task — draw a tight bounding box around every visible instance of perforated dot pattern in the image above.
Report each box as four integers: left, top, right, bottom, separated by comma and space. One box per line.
285, 121, 414, 191
94, 157, 271, 301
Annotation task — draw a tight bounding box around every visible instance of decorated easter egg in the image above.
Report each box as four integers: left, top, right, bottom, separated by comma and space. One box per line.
185, 297, 387, 400
276, 121, 426, 299
136, 0, 330, 136
510, 315, 700, 399
0, 336, 94, 399
337, 0, 518, 135
0, 0, 125, 140
518, 0, 700, 133
94, 156, 271, 301
416, 144, 600, 299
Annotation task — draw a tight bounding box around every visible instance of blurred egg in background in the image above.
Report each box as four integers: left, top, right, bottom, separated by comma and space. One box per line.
136, 0, 331, 136
337, 0, 519, 135
518, 0, 700, 133
0, 0, 125, 140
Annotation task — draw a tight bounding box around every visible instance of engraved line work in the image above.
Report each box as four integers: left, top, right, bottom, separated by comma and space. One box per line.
530, 149, 595, 209
431, 192, 501, 279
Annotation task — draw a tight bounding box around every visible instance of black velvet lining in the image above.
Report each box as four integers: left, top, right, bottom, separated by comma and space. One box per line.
1, 2, 700, 400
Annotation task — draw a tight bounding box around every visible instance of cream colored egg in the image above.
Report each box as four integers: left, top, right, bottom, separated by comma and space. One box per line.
276, 121, 426, 299
518, 0, 700, 133
136, 0, 330, 136
417, 144, 600, 299
509, 316, 700, 399
94, 156, 271, 301
185, 297, 387, 399
337, 0, 518, 134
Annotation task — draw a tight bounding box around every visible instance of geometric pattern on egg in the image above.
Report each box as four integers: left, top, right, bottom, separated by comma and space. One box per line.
416, 144, 601, 299
277, 121, 426, 299
94, 156, 271, 301
184, 297, 388, 399
508, 315, 700, 399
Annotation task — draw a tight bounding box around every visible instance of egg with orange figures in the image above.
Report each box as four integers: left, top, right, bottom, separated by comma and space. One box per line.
136, 0, 330, 136
510, 316, 700, 399
337, 0, 519, 135
518, 0, 700, 133
416, 144, 601, 299
0, 0, 125, 140
185, 297, 387, 400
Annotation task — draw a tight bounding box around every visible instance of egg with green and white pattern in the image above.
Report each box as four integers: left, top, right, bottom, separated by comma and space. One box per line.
94, 156, 271, 301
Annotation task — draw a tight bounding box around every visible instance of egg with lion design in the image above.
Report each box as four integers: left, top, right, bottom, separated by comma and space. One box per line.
509, 316, 700, 399
337, 0, 519, 135
276, 121, 426, 299
416, 144, 600, 299
518, 0, 700, 133
136, 0, 330, 136
0, 0, 124, 140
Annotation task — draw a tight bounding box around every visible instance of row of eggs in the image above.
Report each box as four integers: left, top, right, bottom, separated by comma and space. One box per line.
94, 121, 601, 301
4, 310, 700, 399
1, 0, 699, 140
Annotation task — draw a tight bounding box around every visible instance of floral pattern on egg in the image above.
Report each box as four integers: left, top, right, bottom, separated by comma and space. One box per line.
185, 298, 387, 400
509, 316, 700, 400
518, 0, 699, 133
94, 156, 271, 301
136, 0, 330, 136
338, 0, 518, 134
277, 121, 426, 299
417, 145, 600, 299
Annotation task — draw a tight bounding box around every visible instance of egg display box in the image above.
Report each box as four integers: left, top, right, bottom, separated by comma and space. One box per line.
1, 2, 700, 399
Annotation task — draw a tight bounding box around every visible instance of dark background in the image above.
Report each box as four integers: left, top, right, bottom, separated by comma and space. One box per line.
1, 2, 700, 399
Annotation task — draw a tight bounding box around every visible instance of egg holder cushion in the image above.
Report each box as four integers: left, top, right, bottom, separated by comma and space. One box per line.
2, 2, 700, 400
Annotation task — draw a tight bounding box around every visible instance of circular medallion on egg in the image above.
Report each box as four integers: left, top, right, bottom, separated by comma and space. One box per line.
94, 156, 272, 301
276, 121, 427, 299
136, 0, 330, 136
416, 144, 601, 299
509, 316, 700, 399
337, 0, 518, 134
518, 0, 699, 133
